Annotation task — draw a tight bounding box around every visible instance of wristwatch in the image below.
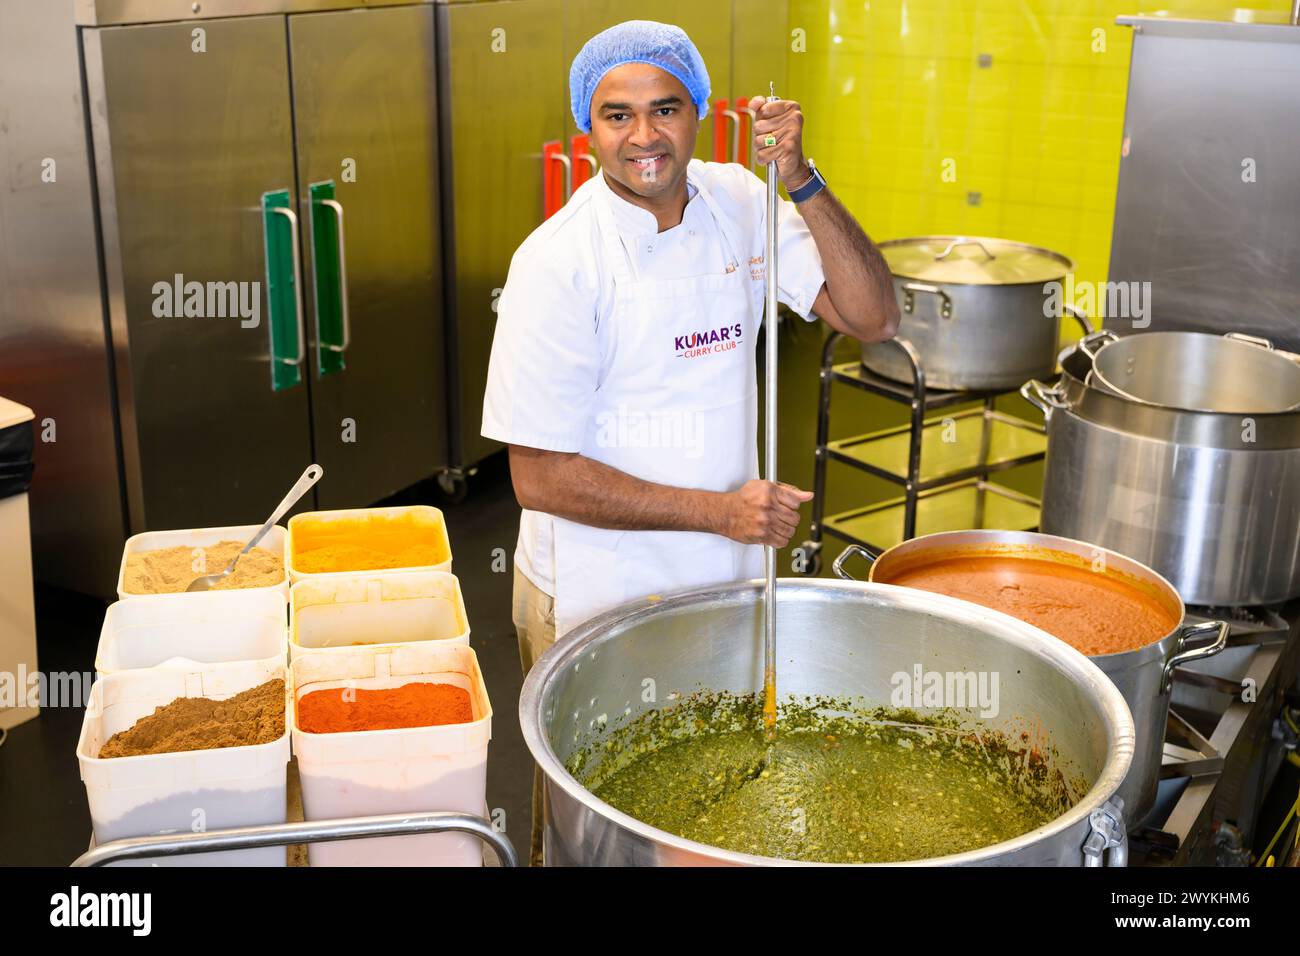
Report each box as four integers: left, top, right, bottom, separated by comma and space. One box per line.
788, 159, 827, 203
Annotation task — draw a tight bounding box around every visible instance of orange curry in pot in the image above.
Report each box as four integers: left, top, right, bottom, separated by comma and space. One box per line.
875, 550, 1179, 656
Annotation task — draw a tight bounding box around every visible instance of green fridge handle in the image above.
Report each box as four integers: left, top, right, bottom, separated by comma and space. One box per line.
317, 199, 349, 352
261, 189, 306, 391
309, 180, 348, 377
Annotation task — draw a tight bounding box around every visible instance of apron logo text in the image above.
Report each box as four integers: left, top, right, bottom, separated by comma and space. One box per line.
674, 323, 743, 359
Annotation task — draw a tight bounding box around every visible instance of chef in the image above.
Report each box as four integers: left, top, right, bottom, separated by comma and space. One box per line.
482, 20, 898, 863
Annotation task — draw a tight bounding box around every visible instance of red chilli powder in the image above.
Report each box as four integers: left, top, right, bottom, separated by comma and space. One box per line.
297, 681, 473, 733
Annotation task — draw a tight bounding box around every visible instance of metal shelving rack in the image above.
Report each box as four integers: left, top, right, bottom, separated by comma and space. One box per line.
800, 332, 1046, 572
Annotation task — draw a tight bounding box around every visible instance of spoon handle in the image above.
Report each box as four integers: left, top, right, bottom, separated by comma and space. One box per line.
230, 464, 323, 569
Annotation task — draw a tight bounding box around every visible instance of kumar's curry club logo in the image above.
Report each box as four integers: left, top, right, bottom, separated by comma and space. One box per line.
674, 322, 743, 359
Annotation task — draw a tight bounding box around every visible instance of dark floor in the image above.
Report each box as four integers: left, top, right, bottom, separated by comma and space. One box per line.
0, 317, 1026, 865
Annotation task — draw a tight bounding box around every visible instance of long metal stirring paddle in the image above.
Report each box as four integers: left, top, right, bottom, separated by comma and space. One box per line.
762, 81, 780, 740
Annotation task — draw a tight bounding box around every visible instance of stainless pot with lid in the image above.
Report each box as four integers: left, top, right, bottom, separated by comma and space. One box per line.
520, 577, 1134, 866
1022, 342, 1300, 606
861, 235, 1089, 391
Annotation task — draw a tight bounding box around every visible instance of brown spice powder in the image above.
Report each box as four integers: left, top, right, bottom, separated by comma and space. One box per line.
123, 540, 284, 594
98, 678, 286, 758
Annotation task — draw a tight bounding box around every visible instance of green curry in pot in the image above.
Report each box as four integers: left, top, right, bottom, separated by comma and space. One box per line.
569, 693, 1074, 863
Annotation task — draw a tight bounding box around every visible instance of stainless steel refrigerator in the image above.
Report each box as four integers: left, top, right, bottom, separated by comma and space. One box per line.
82, 1, 448, 531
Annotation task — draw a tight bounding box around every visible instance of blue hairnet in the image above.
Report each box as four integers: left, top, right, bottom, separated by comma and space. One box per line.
569, 20, 711, 134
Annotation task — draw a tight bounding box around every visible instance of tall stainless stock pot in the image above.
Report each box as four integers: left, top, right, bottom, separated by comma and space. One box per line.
1023, 338, 1300, 606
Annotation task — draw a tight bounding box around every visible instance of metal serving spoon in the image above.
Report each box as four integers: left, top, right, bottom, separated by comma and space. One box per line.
187, 463, 323, 591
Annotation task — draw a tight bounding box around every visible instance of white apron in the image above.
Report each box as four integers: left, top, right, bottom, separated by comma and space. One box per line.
551, 170, 765, 636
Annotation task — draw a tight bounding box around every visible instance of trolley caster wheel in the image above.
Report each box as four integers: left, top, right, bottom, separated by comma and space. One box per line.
793, 540, 822, 576
437, 470, 470, 504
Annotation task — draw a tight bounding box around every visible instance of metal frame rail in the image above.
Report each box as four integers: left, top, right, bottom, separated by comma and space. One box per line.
72, 811, 517, 867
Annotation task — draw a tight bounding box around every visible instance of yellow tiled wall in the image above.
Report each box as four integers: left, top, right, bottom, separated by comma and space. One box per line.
777, 2, 1293, 558
787, 0, 1293, 312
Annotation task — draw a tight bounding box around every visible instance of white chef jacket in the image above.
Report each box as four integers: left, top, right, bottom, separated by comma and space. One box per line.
481, 159, 827, 596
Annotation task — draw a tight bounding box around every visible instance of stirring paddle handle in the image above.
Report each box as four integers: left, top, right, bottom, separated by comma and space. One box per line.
762, 80, 780, 739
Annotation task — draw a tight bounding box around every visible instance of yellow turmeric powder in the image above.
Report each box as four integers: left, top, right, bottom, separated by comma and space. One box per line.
290, 508, 450, 575
293, 543, 445, 575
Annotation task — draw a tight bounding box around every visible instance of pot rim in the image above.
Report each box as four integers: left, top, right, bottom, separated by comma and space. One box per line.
1088, 331, 1300, 416
865, 529, 1186, 662
519, 577, 1136, 867
1047, 343, 1300, 448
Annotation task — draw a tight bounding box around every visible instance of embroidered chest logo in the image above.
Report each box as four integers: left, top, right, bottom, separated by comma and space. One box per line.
674, 323, 743, 359
749, 254, 765, 281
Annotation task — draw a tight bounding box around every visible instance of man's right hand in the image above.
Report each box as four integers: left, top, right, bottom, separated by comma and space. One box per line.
722, 479, 815, 547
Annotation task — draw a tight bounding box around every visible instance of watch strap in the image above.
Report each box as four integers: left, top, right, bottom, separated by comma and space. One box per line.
789, 161, 826, 203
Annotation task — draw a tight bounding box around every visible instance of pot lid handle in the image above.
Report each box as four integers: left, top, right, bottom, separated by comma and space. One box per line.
934, 238, 996, 261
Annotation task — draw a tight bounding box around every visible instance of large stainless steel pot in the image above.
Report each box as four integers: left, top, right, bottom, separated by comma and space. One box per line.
1080, 329, 1300, 413
1023, 344, 1300, 606
520, 578, 1134, 866
860, 235, 1088, 391
833, 531, 1227, 826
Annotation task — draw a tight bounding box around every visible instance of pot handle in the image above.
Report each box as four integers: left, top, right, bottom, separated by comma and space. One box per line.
1082, 797, 1127, 867
900, 282, 953, 319
1019, 379, 1068, 420
1224, 331, 1274, 351
1162, 620, 1229, 694
832, 544, 881, 581
1076, 328, 1119, 360
1063, 304, 1094, 337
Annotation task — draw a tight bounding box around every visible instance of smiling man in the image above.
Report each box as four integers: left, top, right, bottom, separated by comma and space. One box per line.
481, 20, 898, 864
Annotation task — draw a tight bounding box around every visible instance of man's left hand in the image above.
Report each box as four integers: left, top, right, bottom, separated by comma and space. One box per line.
749, 95, 811, 192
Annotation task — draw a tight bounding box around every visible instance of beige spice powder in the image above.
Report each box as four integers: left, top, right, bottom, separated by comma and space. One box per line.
123, 540, 284, 594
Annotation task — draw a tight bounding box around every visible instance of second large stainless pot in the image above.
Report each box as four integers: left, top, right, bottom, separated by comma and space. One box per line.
1080, 329, 1300, 413
521, 578, 1134, 866
860, 235, 1087, 390
1023, 344, 1300, 606
834, 531, 1227, 827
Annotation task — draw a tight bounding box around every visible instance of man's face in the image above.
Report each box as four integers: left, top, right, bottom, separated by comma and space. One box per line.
588, 64, 697, 201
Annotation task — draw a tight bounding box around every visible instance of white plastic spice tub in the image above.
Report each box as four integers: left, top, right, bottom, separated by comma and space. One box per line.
96, 588, 287, 676
286, 505, 452, 583
291, 642, 491, 866
77, 661, 290, 866
116, 525, 289, 602
290, 570, 469, 660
